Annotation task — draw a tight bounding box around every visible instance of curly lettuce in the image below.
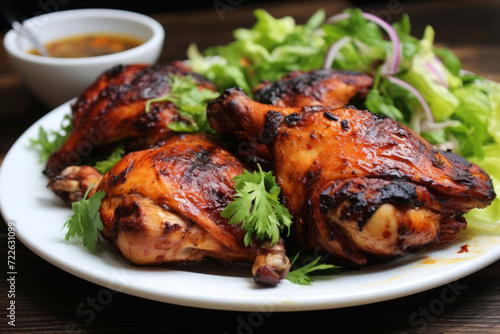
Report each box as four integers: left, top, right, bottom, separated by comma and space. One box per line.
188, 9, 326, 93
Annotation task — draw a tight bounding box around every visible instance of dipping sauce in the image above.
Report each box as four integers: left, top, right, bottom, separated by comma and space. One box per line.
29, 33, 144, 58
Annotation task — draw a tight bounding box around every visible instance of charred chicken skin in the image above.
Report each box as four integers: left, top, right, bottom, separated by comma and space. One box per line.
253, 69, 373, 108
212, 69, 372, 167
44, 62, 215, 179
207, 89, 496, 266
97, 133, 290, 286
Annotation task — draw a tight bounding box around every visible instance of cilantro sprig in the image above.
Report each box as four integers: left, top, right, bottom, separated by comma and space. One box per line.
286, 252, 341, 285
221, 164, 292, 246
145, 74, 220, 133
94, 145, 125, 174
62, 184, 106, 253
30, 114, 73, 162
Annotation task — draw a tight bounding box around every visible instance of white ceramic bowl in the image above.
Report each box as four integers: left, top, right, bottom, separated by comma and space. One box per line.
3, 9, 165, 107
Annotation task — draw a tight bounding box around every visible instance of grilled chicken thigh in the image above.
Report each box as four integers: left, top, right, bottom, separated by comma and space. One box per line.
253, 69, 373, 108
207, 89, 496, 265
98, 134, 290, 286
44, 62, 215, 179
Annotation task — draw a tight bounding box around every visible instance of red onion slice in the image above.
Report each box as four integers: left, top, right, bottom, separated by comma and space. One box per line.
426, 58, 449, 88
322, 36, 351, 69
387, 76, 434, 122
325, 12, 401, 75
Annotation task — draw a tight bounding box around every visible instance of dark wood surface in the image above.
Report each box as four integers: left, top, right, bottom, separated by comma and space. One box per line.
1, 0, 500, 333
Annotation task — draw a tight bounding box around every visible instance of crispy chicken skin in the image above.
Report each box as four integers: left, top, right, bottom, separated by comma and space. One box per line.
210, 70, 372, 168
207, 89, 496, 265
97, 134, 290, 286
253, 69, 373, 108
44, 63, 216, 179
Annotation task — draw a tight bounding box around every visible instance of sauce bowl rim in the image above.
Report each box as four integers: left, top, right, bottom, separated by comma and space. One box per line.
3, 8, 165, 66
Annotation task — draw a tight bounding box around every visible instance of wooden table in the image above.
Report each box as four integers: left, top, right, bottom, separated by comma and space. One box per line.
1, 0, 499, 332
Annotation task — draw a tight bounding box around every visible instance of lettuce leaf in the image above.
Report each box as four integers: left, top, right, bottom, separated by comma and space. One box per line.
447, 81, 494, 159
189, 9, 326, 93
399, 26, 460, 122
365, 74, 418, 123
188, 44, 251, 92
451, 80, 500, 226
466, 144, 500, 232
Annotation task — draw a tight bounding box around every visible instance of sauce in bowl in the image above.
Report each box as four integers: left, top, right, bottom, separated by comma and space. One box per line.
29, 33, 144, 58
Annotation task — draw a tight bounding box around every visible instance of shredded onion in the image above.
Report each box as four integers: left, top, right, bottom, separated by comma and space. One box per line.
325, 12, 401, 75
425, 60, 448, 88
387, 76, 435, 122
420, 119, 460, 133
322, 37, 351, 69
325, 12, 436, 123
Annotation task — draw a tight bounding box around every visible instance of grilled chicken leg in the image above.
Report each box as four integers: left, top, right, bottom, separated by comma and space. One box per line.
98, 134, 290, 286
44, 62, 216, 179
253, 69, 373, 108
207, 89, 496, 265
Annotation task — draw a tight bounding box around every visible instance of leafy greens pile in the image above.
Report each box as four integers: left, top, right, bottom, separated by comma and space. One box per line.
188, 8, 500, 231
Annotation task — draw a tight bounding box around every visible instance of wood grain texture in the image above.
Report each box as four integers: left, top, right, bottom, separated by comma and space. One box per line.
1, 0, 499, 333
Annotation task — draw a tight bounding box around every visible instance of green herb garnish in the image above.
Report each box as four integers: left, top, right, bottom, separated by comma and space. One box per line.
221, 164, 293, 246
30, 114, 73, 162
62, 184, 106, 253
94, 146, 125, 174
286, 252, 341, 285
145, 74, 220, 133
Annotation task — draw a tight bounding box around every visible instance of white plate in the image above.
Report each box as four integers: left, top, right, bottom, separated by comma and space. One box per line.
1, 100, 500, 312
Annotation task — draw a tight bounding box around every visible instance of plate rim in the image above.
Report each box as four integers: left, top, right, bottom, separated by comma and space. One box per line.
1, 100, 500, 312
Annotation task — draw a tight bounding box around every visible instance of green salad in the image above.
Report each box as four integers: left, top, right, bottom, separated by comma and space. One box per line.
188, 8, 500, 232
